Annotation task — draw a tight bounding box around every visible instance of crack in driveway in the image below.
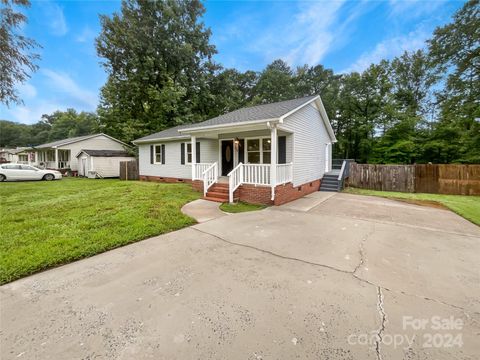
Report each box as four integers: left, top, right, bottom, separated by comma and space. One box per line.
375, 287, 387, 360
192, 227, 477, 317
353, 223, 375, 275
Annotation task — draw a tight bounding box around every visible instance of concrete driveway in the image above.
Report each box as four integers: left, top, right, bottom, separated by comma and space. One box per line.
1, 193, 479, 359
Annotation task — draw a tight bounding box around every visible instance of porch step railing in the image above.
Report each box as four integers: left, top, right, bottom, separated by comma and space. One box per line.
193, 163, 213, 180
202, 162, 218, 196
228, 162, 243, 203
227, 162, 294, 203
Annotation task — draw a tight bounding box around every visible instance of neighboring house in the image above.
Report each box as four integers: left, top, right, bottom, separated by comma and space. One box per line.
76, 150, 136, 178
133, 95, 337, 205
0, 149, 15, 163
32, 134, 130, 173
0, 148, 34, 164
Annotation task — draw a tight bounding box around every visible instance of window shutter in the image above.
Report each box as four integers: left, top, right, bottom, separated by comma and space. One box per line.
278, 136, 286, 164
180, 143, 185, 164
161, 144, 165, 164
150, 145, 154, 164
196, 142, 200, 163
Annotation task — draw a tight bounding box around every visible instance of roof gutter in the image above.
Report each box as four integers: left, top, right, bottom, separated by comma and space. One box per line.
132, 135, 190, 145
178, 118, 279, 134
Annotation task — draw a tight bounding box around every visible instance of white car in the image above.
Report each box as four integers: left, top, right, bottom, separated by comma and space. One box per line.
0, 164, 62, 182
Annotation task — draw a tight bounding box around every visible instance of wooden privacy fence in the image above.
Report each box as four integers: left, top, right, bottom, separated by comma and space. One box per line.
119, 160, 139, 180
348, 163, 480, 195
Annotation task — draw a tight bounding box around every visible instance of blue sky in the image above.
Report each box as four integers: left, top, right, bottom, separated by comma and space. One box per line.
0, 0, 464, 124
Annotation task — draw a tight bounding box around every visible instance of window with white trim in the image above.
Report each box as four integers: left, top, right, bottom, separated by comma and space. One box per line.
154, 145, 162, 164
186, 143, 192, 164
246, 137, 272, 164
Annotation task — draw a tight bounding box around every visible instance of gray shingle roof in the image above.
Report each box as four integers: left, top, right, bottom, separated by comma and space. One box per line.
35, 134, 100, 149
134, 95, 318, 142
10, 147, 32, 154
134, 124, 191, 142
77, 149, 133, 157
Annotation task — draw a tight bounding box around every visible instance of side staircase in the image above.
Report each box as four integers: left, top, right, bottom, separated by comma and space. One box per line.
319, 171, 341, 192
319, 159, 344, 192
204, 182, 230, 203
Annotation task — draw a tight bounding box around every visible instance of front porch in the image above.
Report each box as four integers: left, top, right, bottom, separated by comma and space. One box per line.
35, 149, 71, 170
186, 122, 294, 203
193, 162, 294, 203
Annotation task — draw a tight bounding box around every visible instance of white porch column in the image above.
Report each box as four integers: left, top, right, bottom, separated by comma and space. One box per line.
55, 148, 59, 169
270, 125, 277, 201
191, 135, 196, 180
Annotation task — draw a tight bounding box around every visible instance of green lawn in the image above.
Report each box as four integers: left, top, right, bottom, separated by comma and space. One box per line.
0, 178, 200, 284
220, 201, 267, 213
345, 187, 480, 226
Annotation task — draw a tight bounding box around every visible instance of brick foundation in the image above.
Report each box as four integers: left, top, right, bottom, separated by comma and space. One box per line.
234, 179, 321, 206
273, 179, 321, 205
192, 180, 203, 192
236, 184, 273, 205
139, 175, 321, 206
139, 175, 192, 184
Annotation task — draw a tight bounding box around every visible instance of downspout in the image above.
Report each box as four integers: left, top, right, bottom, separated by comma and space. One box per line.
268, 122, 277, 202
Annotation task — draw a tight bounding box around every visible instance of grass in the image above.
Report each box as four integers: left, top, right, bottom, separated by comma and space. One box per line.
345, 187, 480, 226
220, 201, 267, 213
0, 178, 200, 284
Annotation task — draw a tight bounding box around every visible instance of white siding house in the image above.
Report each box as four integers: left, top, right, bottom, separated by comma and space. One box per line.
33, 134, 130, 173
133, 95, 337, 205
76, 150, 135, 178
280, 103, 333, 187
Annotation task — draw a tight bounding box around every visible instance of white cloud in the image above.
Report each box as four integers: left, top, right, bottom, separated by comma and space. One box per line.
4, 102, 65, 124
41, 69, 98, 109
42, 2, 68, 36
76, 26, 95, 43
249, 1, 347, 66
18, 83, 37, 99
0, 70, 98, 124
388, 0, 446, 18
342, 27, 430, 73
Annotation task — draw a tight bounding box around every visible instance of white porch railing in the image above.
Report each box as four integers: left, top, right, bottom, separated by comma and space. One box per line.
58, 161, 70, 169
42, 161, 56, 169
227, 162, 294, 203
203, 162, 218, 196
228, 162, 244, 203
193, 163, 213, 180
243, 164, 271, 186
276, 163, 293, 185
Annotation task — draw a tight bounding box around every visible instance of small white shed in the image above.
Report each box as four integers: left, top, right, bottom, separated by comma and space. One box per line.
76, 150, 136, 178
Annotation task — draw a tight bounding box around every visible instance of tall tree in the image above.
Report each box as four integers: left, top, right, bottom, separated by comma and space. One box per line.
0, 0, 40, 106
96, 0, 217, 142
426, 0, 480, 163
371, 50, 438, 163
0, 120, 31, 147
252, 59, 296, 103
42, 109, 99, 141
205, 68, 257, 117
0, 110, 98, 147
294, 64, 341, 119
335, 61, 392, 162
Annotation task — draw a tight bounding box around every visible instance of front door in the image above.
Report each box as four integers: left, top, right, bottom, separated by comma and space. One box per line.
81, 158, 87, 176
221, 140, 234, 176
